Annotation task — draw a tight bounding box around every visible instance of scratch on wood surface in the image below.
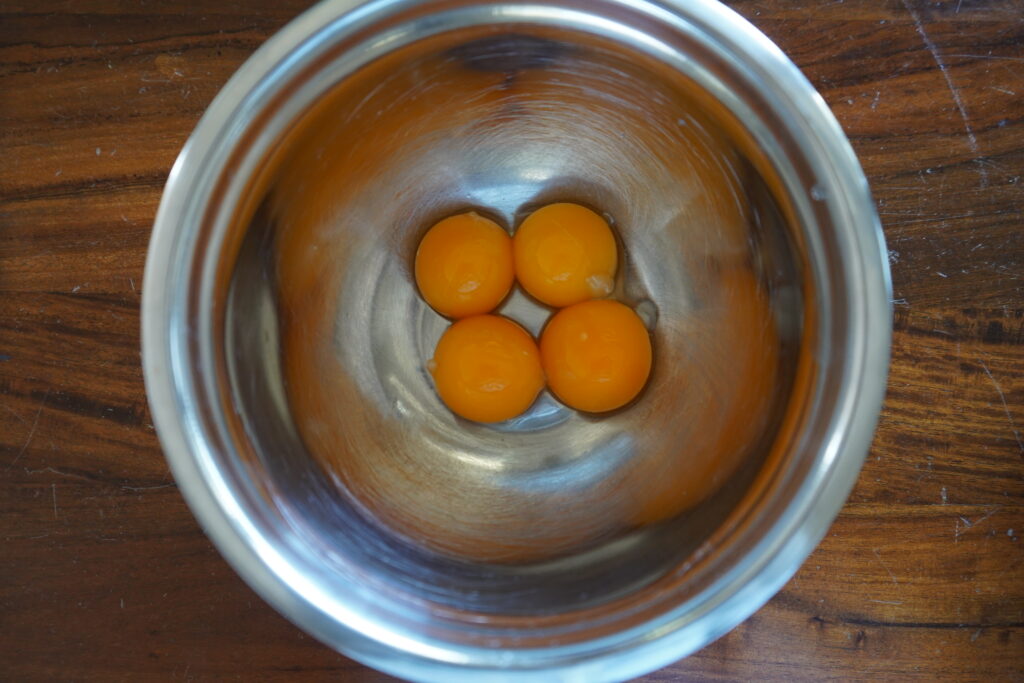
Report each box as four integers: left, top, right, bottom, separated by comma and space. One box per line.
947, 54, 1024, 63
121, 483, 175, 492
967, 507, 1002, 529
5, 390, 50, 471
2, 402, 30, 426
978, 359, 1024, 455
23, 466, 94, 483
51, 483, 58, 519
901, 0, 988, 189
956, 507, 1002, 544
872, 548, 899, 585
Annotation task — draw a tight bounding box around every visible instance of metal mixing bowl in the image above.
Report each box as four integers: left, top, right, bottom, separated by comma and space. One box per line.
142, 0, 891, 679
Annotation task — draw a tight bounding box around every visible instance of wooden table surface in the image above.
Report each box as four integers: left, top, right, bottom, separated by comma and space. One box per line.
2, 1, 1022, 680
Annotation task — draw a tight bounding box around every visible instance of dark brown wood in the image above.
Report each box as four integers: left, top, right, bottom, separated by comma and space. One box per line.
1, 1, 1021, 679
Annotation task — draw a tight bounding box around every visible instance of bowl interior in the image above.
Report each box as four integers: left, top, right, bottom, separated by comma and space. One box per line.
221, 21, 805, 621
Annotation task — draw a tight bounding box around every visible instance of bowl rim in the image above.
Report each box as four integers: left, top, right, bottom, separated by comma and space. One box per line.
142, 0, 892, 680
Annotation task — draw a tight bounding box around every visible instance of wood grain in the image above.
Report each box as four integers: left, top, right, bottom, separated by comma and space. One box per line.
1, 0, 1022, 680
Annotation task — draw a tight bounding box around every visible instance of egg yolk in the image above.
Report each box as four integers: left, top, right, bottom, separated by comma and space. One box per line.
540, 299, 652, 413
415, 212, 514, 319
513, 202, 618, 308
430, 315, 545, 423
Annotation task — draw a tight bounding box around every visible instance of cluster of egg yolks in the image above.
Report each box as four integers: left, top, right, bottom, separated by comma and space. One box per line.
540, 299, 652, 413
513, 202, 618, 308
429, 315, 545, 423
414, 212, 514, 319
416, 204, 651, 422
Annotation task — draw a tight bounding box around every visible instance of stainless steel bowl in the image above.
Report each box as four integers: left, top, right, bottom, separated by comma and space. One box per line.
142, 0, 891, 680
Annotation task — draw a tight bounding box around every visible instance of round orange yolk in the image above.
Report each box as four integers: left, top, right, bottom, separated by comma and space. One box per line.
513, 203, 618, 308
430, 315, 545, 423
540, 299, 652, 413
415, 212, 514, 319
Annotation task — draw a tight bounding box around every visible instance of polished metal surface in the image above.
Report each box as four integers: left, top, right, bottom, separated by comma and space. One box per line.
142, 0, 891, 681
